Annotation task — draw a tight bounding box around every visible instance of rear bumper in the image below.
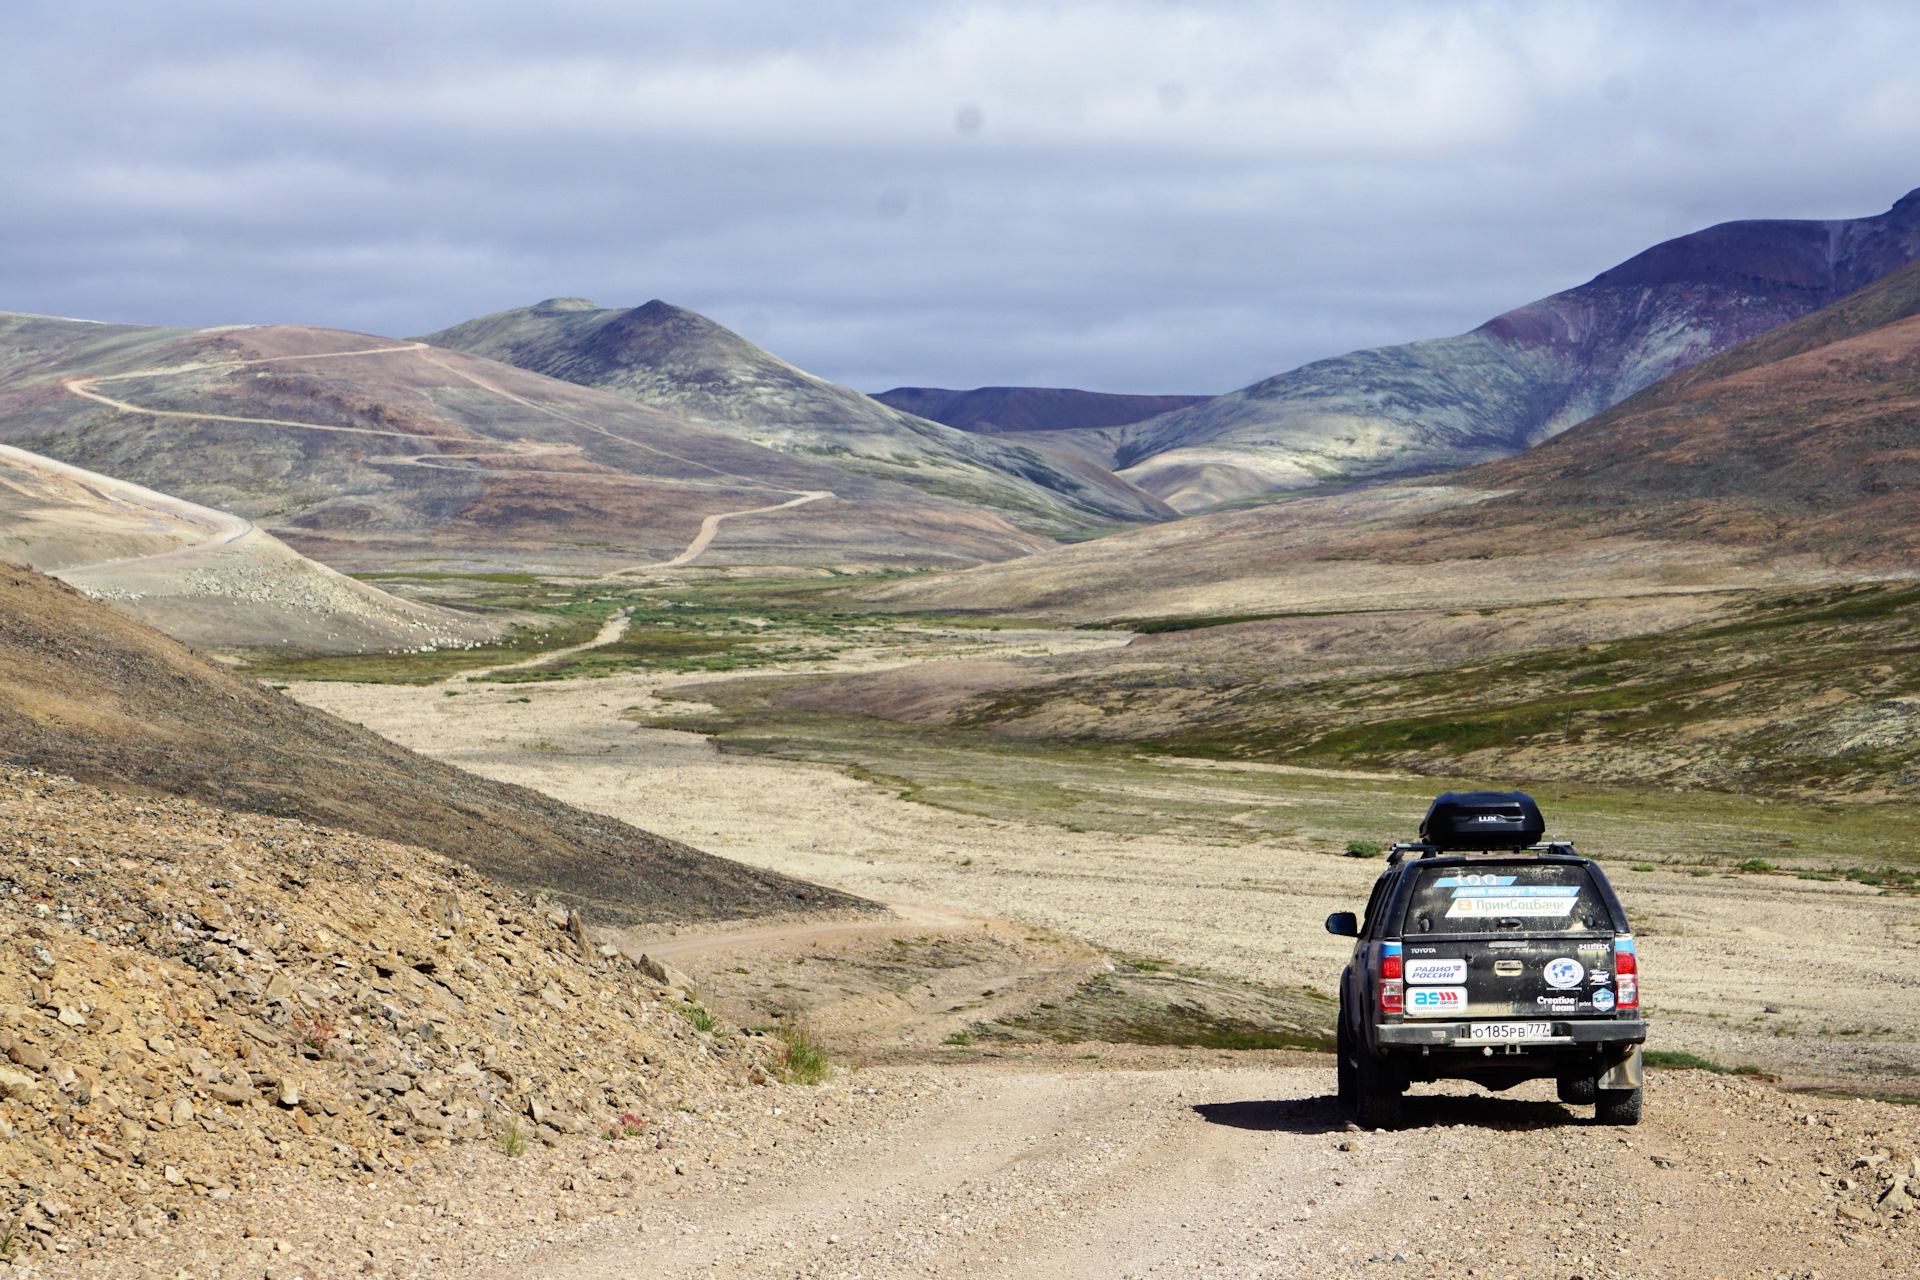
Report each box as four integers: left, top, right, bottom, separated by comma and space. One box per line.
1376, 1019, 1646, 1049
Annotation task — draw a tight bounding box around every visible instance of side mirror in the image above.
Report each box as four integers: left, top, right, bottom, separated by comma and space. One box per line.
1325, 911, 1359, 938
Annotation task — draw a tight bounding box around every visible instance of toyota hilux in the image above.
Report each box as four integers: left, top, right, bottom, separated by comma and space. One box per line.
1326, 791, 1647, 1128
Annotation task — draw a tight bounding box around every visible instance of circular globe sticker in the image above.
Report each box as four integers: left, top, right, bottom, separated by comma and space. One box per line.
1544, 957, 1585, 989
1592, 988, 1617, 1012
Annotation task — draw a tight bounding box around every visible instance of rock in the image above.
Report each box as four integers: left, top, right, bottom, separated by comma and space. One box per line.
170, 1098, 195, 1126
1838, 1203, 1877, 1224
208, 1082, 253, 1105
1650, 1154, 1681, 1169
278, 1078, 301, 1108
0, 1066, 38, 1099
1879, 1180, 1913, 1213
163, 1165, 186, 1187
636, 954, 698, 999
9, 1044, 51, 1071
1336, 1139, 1361, 1152
56, 1006, 86, 1027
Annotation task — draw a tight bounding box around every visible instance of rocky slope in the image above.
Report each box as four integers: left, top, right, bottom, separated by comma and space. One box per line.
869, 386, 1208, 434
418, 299, 1173, 531
0, 314, 1052, 574
0, 766, 796, 1277
0, 566, 869, 924
1099, 188, 1920, 510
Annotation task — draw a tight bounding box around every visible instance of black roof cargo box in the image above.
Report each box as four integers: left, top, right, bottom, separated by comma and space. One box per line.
1419, 791, 1545, 850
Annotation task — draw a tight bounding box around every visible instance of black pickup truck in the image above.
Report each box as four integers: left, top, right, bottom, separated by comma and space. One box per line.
1326, 791, 1646, 1128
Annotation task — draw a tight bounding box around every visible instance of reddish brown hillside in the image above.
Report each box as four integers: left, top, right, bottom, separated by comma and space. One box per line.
0, 565, 869, 923
1427, 257, 1920, 562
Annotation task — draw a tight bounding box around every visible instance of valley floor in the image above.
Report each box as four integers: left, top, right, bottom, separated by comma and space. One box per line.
293, 649, 1920, 1090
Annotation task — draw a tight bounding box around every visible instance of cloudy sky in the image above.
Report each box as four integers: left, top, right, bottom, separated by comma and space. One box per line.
5, 1, 1918, 394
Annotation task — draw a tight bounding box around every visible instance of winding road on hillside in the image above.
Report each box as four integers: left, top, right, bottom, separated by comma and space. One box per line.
57, 336, 837, 572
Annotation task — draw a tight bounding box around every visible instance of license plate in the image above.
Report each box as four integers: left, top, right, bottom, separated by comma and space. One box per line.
1467, 1021, 1554, 1041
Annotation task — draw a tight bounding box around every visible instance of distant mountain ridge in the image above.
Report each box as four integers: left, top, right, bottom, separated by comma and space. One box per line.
856, 249, 1920, 625
0, 314, 1058, 576
419, 300, 1175, 530
1091, 188, 1920, 511
870, 386, 1209, 434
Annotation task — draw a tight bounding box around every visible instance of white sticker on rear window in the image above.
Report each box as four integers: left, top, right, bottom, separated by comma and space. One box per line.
1431, 875, 1516, 887
1403, 959, 1468, 984
1445, 895, 1580, 918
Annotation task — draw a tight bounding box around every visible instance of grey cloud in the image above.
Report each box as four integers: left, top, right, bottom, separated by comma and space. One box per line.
3, 1, 1919, 394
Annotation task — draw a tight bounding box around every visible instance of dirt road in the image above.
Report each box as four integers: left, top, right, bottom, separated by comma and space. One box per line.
447, 1061, 1915, 1280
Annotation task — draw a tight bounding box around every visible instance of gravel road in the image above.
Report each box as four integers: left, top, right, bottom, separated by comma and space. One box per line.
458, 1061, 1918, 1280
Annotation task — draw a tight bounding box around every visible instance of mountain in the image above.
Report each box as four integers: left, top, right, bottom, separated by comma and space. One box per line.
0, 564, 868, 923
869, 386, 1209, 434
0, 313, 1054, 575
1091, 188, 1920, 511
417, 299, 1175, 529
858, 254, 1920, 623
0, 441, 502, 652
1423, 254, 1920, 559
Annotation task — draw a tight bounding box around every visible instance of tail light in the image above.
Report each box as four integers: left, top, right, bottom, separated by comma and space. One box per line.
1380, 980, 1403, 1014
1614, 937, 1639, 1010
1379, 943, 1403, 1013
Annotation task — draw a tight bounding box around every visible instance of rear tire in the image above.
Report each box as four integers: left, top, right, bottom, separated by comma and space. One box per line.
1357, 1050, 1403, 1130
1557, 1075, 1597, 1106
1336, 1000, 1358, 1117
1596, 1087, 1642, 1126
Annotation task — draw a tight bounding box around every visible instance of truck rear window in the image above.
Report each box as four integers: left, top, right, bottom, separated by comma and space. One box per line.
1401, 864, 1613, 935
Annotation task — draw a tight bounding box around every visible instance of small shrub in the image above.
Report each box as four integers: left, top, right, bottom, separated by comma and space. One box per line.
294, 1015, 337, 1053
1343, 840, 1384, 859
676, 1002, 719, 1035
602, 1111, 648, 1141
941, 1031, 974, 1047
500, 1120, 527, 1158
778, 1025, 831, 1085
1798, 871, 1840, 882
1735, 858, 1775, 873
1631, 864, 1655, 873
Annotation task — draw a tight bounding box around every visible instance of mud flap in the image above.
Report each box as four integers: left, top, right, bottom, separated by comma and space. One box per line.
1598, 1044, 1643, 1090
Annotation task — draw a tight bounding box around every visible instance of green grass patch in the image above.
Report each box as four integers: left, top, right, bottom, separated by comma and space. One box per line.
1644, 1049, 1771, 1077
777, 1026, 831, 1084
676, 1002, 719, 1035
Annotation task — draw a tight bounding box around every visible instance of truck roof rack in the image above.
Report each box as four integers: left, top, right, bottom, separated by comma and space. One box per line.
1386, 840, 1582, 864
